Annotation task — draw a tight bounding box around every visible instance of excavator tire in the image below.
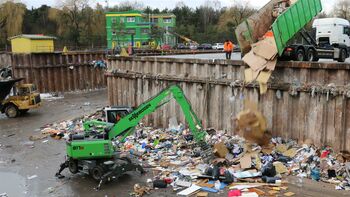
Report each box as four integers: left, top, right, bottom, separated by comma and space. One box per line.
91, 165, 104, 181
68, 159, 79, 174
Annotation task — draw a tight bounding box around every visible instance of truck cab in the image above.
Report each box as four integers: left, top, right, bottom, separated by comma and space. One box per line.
313, 18, 350, 48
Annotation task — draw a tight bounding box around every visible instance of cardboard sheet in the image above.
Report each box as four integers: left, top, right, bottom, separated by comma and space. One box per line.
213, 142, 229, 158
283, 148, 298, 158
244, 68, 260, 83
230, 185, 261, 190
256, 71, 272, 84
240, 155, 252, 169
265, 58, 278, 71
233, 171, 262, 179
252, 37, 278, 60
242, 50, 268, 71
259, 82, 268, 94
241, 192, 259, 197
177, 185, 201, 196
273, 162, 288, 174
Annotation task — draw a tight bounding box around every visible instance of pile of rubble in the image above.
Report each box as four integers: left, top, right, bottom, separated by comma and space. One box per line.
37, 109, 350, 196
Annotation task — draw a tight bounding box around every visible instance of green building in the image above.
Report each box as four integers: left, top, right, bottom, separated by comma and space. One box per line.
106, 10, 176, 49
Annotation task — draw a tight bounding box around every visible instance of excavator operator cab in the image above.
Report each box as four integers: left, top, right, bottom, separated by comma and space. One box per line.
105, 106, 133, 124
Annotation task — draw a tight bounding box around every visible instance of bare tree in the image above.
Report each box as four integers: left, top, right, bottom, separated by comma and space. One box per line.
218, 0, 255, 31
175, 1, 186, 8
332, 0, 350, 20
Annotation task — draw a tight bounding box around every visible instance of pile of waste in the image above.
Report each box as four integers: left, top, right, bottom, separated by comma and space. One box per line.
36, 108, 350, 196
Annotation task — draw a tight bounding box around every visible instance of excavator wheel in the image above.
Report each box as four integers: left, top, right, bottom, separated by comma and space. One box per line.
91, 165, 105, 181
5, 104, 19, 118
68, 159, 79, 174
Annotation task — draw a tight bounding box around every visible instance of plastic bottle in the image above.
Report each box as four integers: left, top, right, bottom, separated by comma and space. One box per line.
214, 180, 221, 190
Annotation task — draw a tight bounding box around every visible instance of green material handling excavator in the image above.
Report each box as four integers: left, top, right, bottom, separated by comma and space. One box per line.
55, 85, 210, 190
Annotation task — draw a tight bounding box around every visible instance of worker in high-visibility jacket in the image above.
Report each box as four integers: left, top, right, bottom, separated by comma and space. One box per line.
224, 40, 235, 60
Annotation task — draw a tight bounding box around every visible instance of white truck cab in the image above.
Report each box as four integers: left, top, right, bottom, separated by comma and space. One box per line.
313, 18, 350, 47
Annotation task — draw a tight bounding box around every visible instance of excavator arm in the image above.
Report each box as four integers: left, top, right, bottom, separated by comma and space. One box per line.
84, 85, 207, 143
109, 85, 206, 142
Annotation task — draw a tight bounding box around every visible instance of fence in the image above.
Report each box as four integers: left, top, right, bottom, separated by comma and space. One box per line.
11, 52, 107, 92
106, 56, 350, 152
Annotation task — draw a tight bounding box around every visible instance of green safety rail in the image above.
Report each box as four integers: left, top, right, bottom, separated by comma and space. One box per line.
272, 0, 323, 55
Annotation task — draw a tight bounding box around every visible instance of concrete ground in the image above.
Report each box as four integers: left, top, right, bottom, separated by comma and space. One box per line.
0, 89, 350, 197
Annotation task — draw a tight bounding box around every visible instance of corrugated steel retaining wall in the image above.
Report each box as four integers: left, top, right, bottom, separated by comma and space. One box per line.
11, 52, 107, 92
106, 57, 350, 152
0, 53, 11, 68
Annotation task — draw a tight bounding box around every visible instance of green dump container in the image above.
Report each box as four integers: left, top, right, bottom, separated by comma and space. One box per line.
272, 0, 322, 55
235, 0, 322, 56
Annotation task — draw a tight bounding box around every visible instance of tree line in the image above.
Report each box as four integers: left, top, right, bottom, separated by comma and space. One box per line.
0, 0, 349, 51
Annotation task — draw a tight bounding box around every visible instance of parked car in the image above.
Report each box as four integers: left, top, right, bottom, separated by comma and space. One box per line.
174, 43, 189, 50
189, 43, 198, 50
161, 44, 172, 50
198, 43, 213, 50
212, 43, 224, 50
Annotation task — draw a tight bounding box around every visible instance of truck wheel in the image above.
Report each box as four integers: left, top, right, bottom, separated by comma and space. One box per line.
68, 159, 79, 174
306, 49, 315, 61
91, 166, 104, 181
296, 49, 305, 61
5, 104, 19, 118
338, 49, 347, 62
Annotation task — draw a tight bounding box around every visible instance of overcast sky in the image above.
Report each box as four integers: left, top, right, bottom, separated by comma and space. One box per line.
22, 0, 336, 13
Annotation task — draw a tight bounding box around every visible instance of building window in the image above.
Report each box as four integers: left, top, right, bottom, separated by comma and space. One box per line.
112, 18, 117, 24
164, 18, 172, 23
152, 18, 158, 23
166, 26, 173, 32
120, 17, 125, 23
127, 17, 135, 22
141, 28, 150, 34
127, 29, 136, 34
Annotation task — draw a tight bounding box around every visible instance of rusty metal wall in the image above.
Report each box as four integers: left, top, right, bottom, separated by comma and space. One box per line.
106, 57, 350, 152
11, 53, 107, 92
0, 53, 11, 68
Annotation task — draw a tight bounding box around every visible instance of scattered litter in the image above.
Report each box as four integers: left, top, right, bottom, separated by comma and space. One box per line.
21, 141, 35, 148
131, 183, 151, 197
40, 93, 64, 101
228, 190, 241, 197
32, 105, 350, 196
196, 191, 208, 197
27, 174, 38, 180
284, 191, 295, 196
29, 134, 47, 141
177, 184, 201, 196
45, 187, 55, 194
0, 193, 8, 197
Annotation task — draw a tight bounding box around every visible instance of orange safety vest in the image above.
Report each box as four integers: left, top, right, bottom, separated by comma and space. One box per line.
224, 42, 234, 52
